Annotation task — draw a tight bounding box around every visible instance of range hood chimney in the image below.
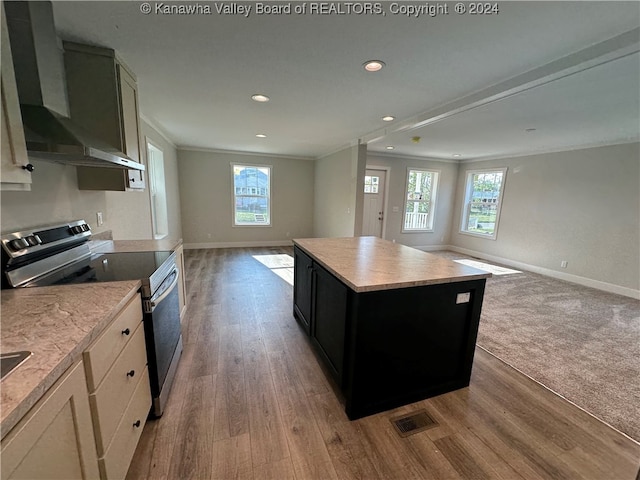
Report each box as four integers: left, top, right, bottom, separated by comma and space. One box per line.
4, 1, 144, 171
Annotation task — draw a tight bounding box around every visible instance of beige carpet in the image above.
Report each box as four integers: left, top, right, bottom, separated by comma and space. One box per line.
433, 251, 640, 442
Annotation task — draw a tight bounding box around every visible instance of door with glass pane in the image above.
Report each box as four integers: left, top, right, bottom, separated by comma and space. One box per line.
362, 169, 386, 237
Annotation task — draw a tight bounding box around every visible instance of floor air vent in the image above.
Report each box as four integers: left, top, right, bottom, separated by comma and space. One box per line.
390, 409, 438, 437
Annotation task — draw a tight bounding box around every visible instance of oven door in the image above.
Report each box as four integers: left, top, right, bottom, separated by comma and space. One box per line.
144, 266, 181, 409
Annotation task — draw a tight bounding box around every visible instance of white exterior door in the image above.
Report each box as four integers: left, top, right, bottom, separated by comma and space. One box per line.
362, 169, 386, 237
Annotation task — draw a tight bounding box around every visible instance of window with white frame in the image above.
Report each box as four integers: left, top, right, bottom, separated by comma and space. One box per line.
232, 164, 271, 226
364, 175, 379, 193
147, 141, 168, 239
460, 168, 507, 239
403, 169, 439, 232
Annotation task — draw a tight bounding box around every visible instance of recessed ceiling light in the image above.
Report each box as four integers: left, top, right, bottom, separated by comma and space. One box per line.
385, 145, 395, 150
363, 60, 385, 72
256, 134, 267, 138
453, 154, 462, 158
251, 94, 270, 102
382, 115, 395, 122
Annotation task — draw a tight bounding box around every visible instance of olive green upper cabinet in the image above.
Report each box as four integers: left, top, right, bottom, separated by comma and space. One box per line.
1, 3, 33, 191
64, 42, 145, 191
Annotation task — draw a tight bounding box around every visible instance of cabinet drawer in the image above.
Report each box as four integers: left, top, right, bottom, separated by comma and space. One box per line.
99, 368, 151, 480
90, 323, 148, 455
84, 294, 143, 391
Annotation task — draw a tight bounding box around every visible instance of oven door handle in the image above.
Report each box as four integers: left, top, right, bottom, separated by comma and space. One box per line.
149, 268, 179, 312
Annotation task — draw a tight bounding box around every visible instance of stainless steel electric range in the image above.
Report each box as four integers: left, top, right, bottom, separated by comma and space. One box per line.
1, 219, 182, 418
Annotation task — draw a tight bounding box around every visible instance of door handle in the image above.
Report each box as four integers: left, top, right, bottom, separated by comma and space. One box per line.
149, 268, 179, 312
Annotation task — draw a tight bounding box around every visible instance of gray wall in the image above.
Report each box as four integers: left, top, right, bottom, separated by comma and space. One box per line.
449, 142, 639, 293
178, 149, 314, 247
1, 119, 182, 241
1, 159, 111, 234
366, 154, 459, 249
313, 144, 366, 238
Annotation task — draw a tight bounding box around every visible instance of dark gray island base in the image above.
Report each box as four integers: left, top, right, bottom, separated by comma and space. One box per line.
292, 237, 491, 420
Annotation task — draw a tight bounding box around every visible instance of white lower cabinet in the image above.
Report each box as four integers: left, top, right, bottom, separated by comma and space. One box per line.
83, 294, 151, 480
89, 324, 148, 454
175, 244, 187, 320
1, 293, 151, 480
0, 361, 101, 480
98, 368, 151, 480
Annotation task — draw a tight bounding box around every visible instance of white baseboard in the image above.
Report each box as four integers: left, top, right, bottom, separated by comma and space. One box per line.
447, 245, 640, 300
184, 240, 293, 249
412, 244, 451, 252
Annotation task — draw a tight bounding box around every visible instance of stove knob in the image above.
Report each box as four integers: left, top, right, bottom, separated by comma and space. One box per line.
82, 224, 90, 232
72, 225, 83, 234
25, 236, 39, 246
9, 238, 29, 251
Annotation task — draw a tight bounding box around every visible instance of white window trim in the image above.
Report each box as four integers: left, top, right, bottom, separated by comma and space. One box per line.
231, 163, 272, 227
146, 138, 169, 240
401, 168, 439, 234
459, 167, 507, 240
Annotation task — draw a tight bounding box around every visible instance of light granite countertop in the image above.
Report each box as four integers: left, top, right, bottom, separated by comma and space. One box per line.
89, 238, 183, 254
293, 236, 491, 292
0, 280, 141, 439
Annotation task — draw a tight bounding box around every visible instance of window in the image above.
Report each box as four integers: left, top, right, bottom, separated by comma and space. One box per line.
403, 169, 439, 232
364, 175, 379, 193
147, 141, 168, 239
233, 164, 271, 226
460, 168, 507, 239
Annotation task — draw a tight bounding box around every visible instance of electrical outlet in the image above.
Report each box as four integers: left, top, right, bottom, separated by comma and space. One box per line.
561, 260, 568, 268
96, 212, 103, 226
456, 292, 471, 304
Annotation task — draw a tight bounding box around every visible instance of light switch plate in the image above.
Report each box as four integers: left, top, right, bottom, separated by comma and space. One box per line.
456, 292, 471, 304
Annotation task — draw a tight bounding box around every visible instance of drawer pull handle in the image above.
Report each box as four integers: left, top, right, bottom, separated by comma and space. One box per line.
122, 328, 131, 336
133, 420, 141, 428
127, 370, 135, 377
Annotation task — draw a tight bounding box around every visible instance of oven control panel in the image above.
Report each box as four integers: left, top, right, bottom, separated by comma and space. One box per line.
1, 220, 92, 260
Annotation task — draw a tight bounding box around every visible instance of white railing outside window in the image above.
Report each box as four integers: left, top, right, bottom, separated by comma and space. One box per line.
402, 169, 439, 232
404, 212, 430, 230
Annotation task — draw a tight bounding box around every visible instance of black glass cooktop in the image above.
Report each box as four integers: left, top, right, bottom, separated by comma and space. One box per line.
31, 251, 173, 287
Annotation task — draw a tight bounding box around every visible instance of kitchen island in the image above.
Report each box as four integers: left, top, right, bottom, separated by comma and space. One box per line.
293, 236, 492, 419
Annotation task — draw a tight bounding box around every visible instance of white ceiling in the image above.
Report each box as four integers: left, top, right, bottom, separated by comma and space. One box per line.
51, 1, 640, 160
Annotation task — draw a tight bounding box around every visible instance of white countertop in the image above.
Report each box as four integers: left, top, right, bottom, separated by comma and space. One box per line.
293, 236, 491, 292
89, 238, 182, 253
1, 281, 141, 439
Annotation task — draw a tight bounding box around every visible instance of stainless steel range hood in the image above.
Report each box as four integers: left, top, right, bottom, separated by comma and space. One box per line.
4, 1, 144, 171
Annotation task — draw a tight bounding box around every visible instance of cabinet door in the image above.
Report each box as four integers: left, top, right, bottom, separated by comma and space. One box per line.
312, 264, 348, 385
1, 361, 100, 480
0, 3, 31, 190
117, 65, 141, 163
293, 247, 313, 333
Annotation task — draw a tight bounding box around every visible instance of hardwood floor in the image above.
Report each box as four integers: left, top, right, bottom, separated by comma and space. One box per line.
126, 247, 640, 480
